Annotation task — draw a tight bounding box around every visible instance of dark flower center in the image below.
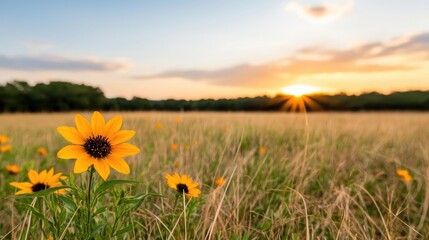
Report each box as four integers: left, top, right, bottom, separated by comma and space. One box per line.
8, 170, 18, 175
176, 183, 189, 194
83, 135, 112, 159
32, 183, 49, 192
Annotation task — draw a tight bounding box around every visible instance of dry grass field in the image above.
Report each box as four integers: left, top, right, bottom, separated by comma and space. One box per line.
1, 112, 429, 239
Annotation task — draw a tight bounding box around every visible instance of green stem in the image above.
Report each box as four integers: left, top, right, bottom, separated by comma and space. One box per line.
173, 193, 180, 210
87, 166, 94, 238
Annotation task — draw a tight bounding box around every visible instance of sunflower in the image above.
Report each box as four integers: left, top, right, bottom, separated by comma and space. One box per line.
10, 168, 66, 195
57, 111, 140, 180
259, 146, 266, 155
0, 145, 11, 153
171, 144, 178, 151
396, 169, 412, 182
155, 122, 163, 129
165, 173, 201, 198
37, 147, 48, 156
0, 135, 9, 144
5, 164, 20, 175
215, 177, 225, 187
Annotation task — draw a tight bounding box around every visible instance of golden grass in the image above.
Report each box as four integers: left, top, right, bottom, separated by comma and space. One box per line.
1, 111, 429, 239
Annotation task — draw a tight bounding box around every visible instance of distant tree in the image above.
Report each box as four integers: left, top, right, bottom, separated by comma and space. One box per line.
0, 80, 428, 112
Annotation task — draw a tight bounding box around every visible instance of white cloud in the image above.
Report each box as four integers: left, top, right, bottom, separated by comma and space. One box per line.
0, 54, 130, 72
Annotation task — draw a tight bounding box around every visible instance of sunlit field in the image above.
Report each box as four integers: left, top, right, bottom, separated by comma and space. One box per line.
1, 112, 429, 239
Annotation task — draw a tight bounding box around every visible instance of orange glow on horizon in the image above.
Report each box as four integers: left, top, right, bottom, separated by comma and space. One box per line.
281, 85, 320, 97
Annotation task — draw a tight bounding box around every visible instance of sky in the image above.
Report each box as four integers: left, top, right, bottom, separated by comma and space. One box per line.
0, 0, 428, 99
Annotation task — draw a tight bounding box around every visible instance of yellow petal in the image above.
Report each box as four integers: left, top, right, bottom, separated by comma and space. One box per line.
55, 189, 67, 195
47, 168, 54, 179
50, 182, 62, 187
94, 160, 110, 180
165, 175, 177, 188
75, 114, 93, 138
396, 169, 408, 176
186, 178, 193, 186
28, 170, 39, 183
104, 115, 123, 138
167, 180, 177, 188
57, 126, 84, 144
39, 170, 47, 183
180, 174, 188, 183
109, 130, 135, 145
165, 173, 174, 181
112, 143, 140, 157
57, 145, 86, 159
188, 188, 201, 197
74, 155, 95, 173
168, 182, 177, 189
173, 172, 181, 181
10, 182, 32, 189
105, 155, 130, 174
48, 173, 62, 185
91, 111, 105, 136
16, 189, 32, 195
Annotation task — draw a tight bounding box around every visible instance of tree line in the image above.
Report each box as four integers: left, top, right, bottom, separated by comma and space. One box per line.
0, 80, 428, 112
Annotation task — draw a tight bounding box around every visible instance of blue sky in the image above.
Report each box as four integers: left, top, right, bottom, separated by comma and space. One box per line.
1, 0, 428, 99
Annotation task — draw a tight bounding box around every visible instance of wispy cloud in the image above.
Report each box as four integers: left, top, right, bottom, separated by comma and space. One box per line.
0, 55, 129, 71
137, 64, 286, 88
134, 32, 429, 89
19, 41, 55, 53
285, 0, 354, 22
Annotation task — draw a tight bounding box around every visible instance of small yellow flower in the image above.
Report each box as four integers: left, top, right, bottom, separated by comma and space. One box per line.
396, 169, 412, 182
155, 122, 163, 129
48, 236, 54, 240
171, 144, 178, 151
57, 111, 140, 180
173, 162, 179, 169
37, 147, 48, 156
174, 117, 180, 123
183, 145, 190, 151
5, 164, 20, 175
165, 173, 201, 198
10, 168, 66, 195
259, 146, 266, 155
0, 145, 11, 153
0, 135, 9, 144
215, 177, 225, 187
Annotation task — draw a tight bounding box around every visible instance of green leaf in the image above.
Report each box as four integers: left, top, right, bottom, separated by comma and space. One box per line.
89, 224, 107, 238
118, 193, 164, 209
93, 206, 108, 217
59, 195, 77, 211
113, 225, 133, 237
94, 180, 137, 196
26, 204, 49, 223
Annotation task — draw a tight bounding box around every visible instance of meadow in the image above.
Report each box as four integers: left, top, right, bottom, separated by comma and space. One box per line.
0, 111, 428, 239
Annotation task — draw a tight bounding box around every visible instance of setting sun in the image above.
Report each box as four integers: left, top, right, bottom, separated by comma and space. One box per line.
281, 85, 320, 97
